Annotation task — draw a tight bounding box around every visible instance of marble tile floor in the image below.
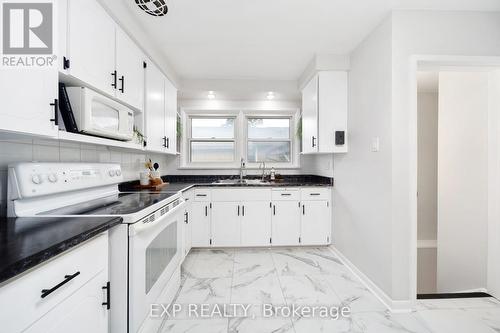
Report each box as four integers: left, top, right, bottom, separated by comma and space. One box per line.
158, 247, 500, 333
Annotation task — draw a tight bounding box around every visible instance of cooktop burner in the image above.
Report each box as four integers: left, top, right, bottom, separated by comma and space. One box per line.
39, 192, 179, 216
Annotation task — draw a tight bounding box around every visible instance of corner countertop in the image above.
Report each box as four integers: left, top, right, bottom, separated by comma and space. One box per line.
0, 216, 122, 285
119, 174, 333, 193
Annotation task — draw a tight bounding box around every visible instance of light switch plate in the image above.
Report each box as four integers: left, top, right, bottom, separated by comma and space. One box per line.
371, 137, 380, 152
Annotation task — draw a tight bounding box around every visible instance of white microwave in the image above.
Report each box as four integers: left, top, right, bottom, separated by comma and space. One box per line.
66, 87, 134, 141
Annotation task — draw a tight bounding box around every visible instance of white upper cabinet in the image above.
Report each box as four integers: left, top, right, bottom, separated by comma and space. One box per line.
301, 74, 319, 154
301, 71, 348, 153
66, 0, 116, 96
145, 62, 166, 153
115, 28, 145, 110
0, 68, 59, 138
164, 78, 178, 154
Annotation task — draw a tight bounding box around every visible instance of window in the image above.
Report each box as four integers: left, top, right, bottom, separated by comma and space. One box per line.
188, 117, 235, 163
246, 117, 291, 163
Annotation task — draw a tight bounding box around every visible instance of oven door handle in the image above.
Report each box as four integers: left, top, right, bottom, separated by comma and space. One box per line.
129, 200, 186, 236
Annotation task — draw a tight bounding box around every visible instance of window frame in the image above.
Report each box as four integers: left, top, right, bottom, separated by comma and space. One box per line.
244, 115, 293, 166
180, 108, 300, 169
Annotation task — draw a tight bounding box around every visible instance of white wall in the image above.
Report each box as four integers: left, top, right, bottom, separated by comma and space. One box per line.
436, 71, 489, 293
487, 70, 500, 299
417, 92, 438, 241
391, 10, 500, 301
333, 17, 394, 296
0, 138, 170, 217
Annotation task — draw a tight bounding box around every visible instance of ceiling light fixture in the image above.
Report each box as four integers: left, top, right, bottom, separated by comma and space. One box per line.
135, 0, 168, 17
266, 92, 275, 100
207, 91, 216, 100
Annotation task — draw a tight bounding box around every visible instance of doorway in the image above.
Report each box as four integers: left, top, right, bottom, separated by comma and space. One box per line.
415, 65, 500, 300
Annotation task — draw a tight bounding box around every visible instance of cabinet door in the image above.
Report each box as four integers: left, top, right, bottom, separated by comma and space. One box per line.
115, 28, 144, 110
301, 74, 319, 153
183, 205, 192, 257
211, 202, 241, 247
241, 201, 272, 246
164, 78, 178, 154
145, 62, 166, 153
68, 0, 115, 96
191, 201, 211, 247
272, 201, 301, 246
301, 201, 331, 245
24, 270, 108, 333
318, 71, 348, 153
0, 68, 58, 137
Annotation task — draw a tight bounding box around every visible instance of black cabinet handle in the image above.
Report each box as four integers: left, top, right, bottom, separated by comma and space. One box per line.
281, 193, 291, 196
63, 56, 70, 70
302, 205, 305, 215
237, 205, 240, 216
242, 205, 245, 216
102, 281, 110, 310
41, 271, 80, 299
196, 194, 207, 197
162, 136, 167, 148
111, 70, 117, 88
310, 193, 321, 196
50, 99, 58, 125
205, 206, 208, 217
166, 137, 170, 149
312, 136, 317, 148
119, 75, 124, 93
273, 205, 276, 215
184, 212, 189, 224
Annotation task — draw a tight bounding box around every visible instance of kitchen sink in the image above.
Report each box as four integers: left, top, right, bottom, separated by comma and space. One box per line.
211, 179, 270, 185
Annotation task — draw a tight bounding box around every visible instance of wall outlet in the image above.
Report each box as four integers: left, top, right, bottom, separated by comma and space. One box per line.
371, 137, 380, 152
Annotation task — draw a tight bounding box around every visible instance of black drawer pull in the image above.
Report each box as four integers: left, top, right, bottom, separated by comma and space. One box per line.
41, 271, 80, 299
111, 70, 117, 88
102, 281, 111, 310
196, 194, 207, 197
49, 99, 58, 125
184, 212, 189, 224
119, 75, 125, 93
281, 193, 291, 196
310, 193, 321, 196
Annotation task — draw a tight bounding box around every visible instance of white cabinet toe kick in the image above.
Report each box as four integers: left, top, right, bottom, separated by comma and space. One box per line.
182, 187, 332, 250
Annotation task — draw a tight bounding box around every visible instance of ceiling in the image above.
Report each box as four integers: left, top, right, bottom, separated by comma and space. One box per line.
110, 0, 500, 82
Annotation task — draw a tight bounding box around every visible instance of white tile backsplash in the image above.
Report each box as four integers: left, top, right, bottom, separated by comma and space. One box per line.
0, 139, 171, 217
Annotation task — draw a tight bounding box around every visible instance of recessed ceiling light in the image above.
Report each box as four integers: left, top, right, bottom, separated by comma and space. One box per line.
135, 0, 168, 17
207, 91, 216, 100
266, 92, 275, 100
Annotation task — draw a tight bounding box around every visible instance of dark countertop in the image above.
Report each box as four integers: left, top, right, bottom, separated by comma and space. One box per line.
120, 174, 333, 193
0, 216, 121, 284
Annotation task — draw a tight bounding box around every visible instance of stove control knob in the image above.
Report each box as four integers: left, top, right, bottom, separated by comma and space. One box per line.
32, 174, 42, 185
115, 170, 122, 177
48, 174, 58, 183
108, 170, 116, 177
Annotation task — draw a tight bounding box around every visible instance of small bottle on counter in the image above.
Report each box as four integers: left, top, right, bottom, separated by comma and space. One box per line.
270, 167, 276, 181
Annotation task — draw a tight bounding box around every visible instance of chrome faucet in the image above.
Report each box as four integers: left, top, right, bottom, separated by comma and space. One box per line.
259, 162, 266, 181
239, 158, 246, 182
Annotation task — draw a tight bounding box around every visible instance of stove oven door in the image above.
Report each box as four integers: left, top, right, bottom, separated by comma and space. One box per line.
128, 201, 185, 333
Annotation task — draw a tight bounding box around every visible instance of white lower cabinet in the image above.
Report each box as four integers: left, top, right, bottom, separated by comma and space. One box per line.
0, 233, 109, 333
211, 202, 241, 247
272, 200, 301, 246
241, 201, 272, 246
191, 201, 211, 247
187, 187, 331, 248
24, 270, 108, 333
301, 200, 331, 245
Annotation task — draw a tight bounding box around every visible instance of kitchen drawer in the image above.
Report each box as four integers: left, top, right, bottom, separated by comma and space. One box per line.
211, 188, 271, 202
272, 189, 300, 201
194, 188, 211, 201
301, 188, 331, 201
0, 233, 108, 333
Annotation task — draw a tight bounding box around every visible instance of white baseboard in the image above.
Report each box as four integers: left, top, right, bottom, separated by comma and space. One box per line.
328, 246, 414, 313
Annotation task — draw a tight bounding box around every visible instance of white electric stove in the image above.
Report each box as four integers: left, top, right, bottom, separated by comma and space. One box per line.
7, 162, 185, 333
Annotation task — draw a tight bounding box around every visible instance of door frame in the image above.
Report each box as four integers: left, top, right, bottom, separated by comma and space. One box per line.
409, 55, 500, 305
